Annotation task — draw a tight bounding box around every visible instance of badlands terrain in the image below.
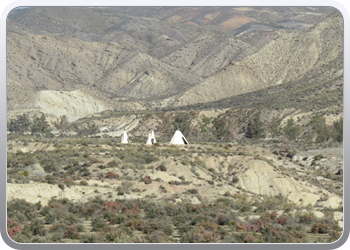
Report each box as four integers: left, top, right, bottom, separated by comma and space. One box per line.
7, 7, 343, 243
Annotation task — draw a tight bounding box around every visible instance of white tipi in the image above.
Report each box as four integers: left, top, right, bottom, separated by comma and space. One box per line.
146, 133, 152, 145
151, 130, 157, 143
170, 130, 189, 145
121, 130, 129, 143
146, 131, 156, 145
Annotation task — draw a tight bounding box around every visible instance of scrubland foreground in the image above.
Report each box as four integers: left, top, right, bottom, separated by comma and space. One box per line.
7, 136, 343, 243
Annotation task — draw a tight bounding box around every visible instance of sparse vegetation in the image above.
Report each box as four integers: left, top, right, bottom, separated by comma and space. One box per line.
6, 6, 343, 244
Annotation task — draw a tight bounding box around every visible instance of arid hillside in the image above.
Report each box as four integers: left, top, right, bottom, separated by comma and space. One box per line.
7, 7, 342, 121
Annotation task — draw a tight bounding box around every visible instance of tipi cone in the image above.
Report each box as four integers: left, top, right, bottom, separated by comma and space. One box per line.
170, 130, 189, 145
121, 130, 129, 143
151, 130, 157, 143
146, 133, 152, 145
146, 132, 156, 145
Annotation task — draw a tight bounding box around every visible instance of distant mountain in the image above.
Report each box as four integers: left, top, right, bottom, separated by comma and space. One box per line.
172, 12, 343, 108
6, 7, 342, 121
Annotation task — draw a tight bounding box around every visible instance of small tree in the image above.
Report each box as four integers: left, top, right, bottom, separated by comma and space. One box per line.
331, 118, 343, 142
173, 112, 191, 137
245, 113, 264, 139
54, 115, 71, 133
8, 114, 31, 134
283, 119, 302, 141
31, 113, 50, 134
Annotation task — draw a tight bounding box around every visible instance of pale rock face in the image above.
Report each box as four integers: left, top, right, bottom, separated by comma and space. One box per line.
238, 159, 321, 206
34, 90, 108, 122
338, 221, 343, 229
7, 183, 81, 206
287, 192, 320, 207
312, 211, 325, 219
190, 196, 201, 205
333, 211, 343, 221
23, 163, 46, 177
316, 196, 343, 209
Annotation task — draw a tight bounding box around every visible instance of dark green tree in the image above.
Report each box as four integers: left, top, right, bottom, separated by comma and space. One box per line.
308, 115, 331, 143
8, 114, 31, 134
173, 112, 191, 137
31, 114, 50, 134
54, 115, 71, 132
245, 113, 264, 139
331, 118, 343, 142
283, 119, 302, 141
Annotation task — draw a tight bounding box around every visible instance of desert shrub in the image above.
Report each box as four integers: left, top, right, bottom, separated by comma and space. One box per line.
144, 155, 160, 164
156, 164, 167, 171
24, 219, 47, 236
254, 195, 289, 212
264, 213, 277, 221
107, 160, 118, 168
7, 199, 40, 221
231, 176, 239, 184
7, 217, 22, 238
106, 171, 116, 179
236, 223, 247, 232
190, 215, 209, 226
80, 180, 88, 186
144, 175, 152, 184
263, 229, 303, 243
311, 222, 331, 234
277, 217, 288, 226
164, 225, 174, 236
243, 234, 258, 243
299, 213, 315, 224
91, 216, 108, 232
216, 214, 230, 226
181, 226, 220, 243
187, 189, 198, 194
49, 223, 66, 233
80, 198, 104, 217
109, 214, 127, 225
145, 230, 172, 243
64, 226, 80, 239
80, 234, 104, 243
121, 203, 141, 215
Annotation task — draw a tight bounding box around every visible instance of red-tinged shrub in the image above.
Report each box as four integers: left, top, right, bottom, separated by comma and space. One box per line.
122, 203, 141, 215
299, 214, 315, 224
270, 229, 277, 236
101, 201, 120, 212
106, 172, 116, 179
7, 217, 22, 238
90, 158, 100, 164
264, 213, 277, 221
134, 237, 142, 243
193, 227, 220, 243
236, 223, 246, 232
246, 224, 259, 232
244, 234, 258, 243
144, 175, 152, 184
277, 217, 288, 225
